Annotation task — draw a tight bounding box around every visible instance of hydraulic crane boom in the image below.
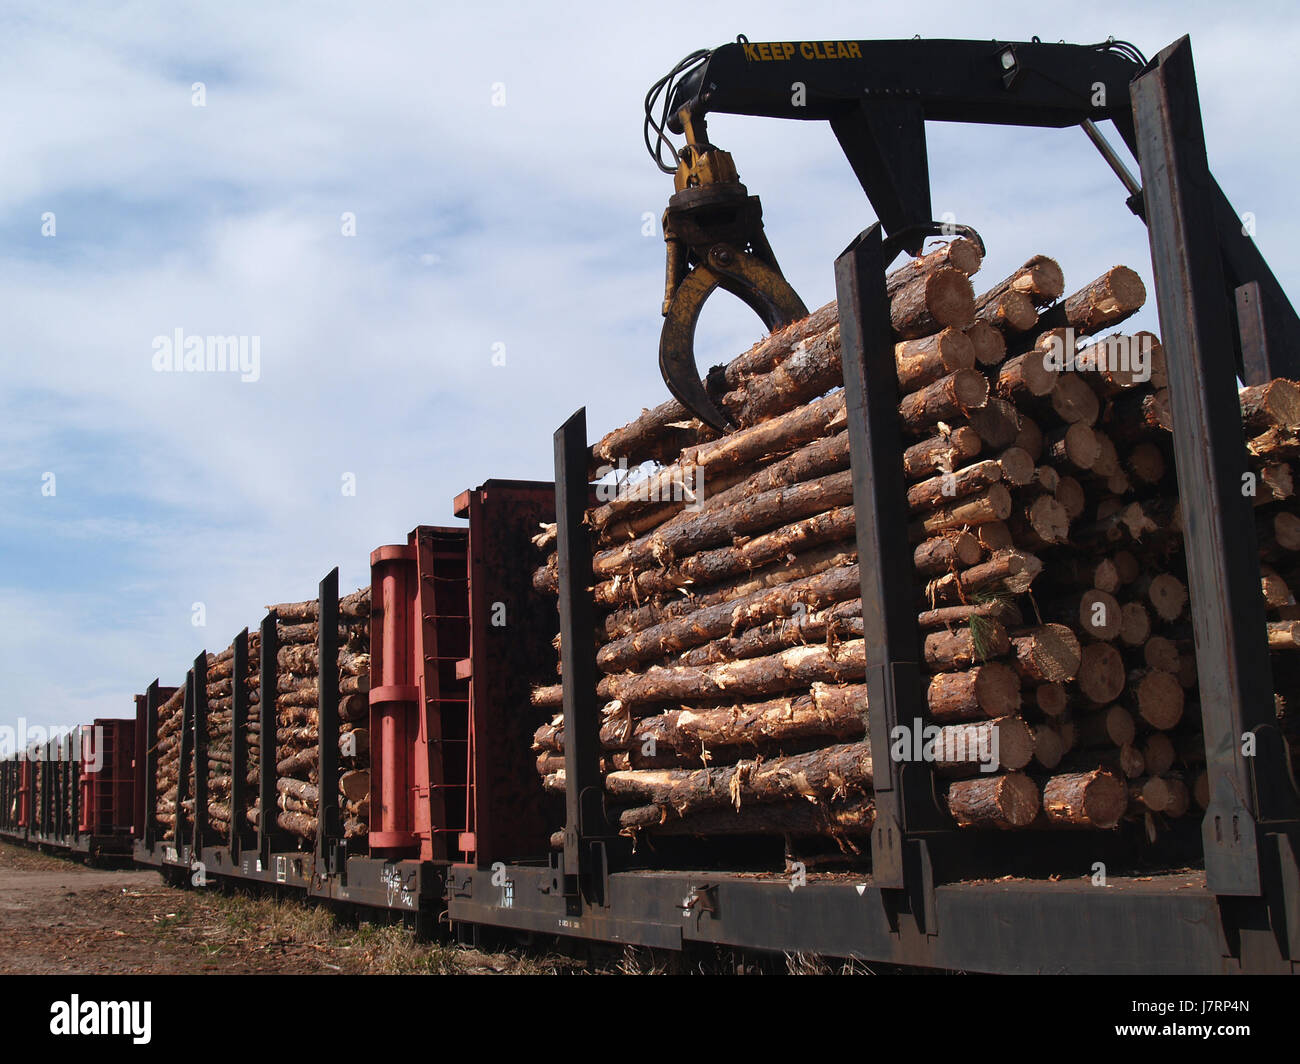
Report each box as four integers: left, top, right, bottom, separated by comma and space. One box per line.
649, 35, 1300, 432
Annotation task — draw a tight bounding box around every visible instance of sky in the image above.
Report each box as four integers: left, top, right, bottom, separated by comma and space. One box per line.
2, 1, 1298, 730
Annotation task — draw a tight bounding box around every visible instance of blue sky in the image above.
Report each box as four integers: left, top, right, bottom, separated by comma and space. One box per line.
2, 1, 1298, 729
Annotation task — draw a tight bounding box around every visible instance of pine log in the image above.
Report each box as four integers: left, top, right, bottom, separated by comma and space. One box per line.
1076, 642, 1126, 704
895, 328, 976, 392
1240, 380, 1300, 432
965, 320, 1007, 366
926, 663, 1021, 721
902, 426, 983, 480
946, 773, 1039, 827
602, 740, 874, 815
913, 532, 983, 576
965, 398, 1022, 449
891, 267, 976, 338
1042, 769, 1126, 828
898, 369, 989, 435
597, 639, 867, 706
1011, 625, 1081, 683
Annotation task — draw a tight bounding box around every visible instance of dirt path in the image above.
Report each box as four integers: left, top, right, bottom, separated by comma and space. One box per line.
0, 841, 591, 974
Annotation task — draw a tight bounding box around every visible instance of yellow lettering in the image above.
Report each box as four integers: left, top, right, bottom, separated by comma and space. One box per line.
800, 42, 815, 60
783, 42, 796, 60
742, 43, 758, 62
812, 42, 826, 59
757, 42, 772, 61
836, 42, 851, 59
847, 41, 862, 59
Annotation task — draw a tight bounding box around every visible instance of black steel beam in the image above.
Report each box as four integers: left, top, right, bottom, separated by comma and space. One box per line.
230, 628, 249, 856
176, 673, 194, 847
553, 408, 608, 905
834, 224, 946, 889
142, 680, 161, 849
68, 731, 78, 843
1131, 36, 1298, 897
317, 568, 341, 868
258, 612, 286, 860
192, 650, 209, 857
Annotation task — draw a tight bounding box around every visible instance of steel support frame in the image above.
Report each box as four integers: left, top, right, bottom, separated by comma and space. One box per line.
230, 629, 251, 855
553, 409, 612, 908
192, 651, 209, 859
835, 224, 947, 893
317, 568, 341, 871
258, 612, 291, 860
1130, 36, 1300, 903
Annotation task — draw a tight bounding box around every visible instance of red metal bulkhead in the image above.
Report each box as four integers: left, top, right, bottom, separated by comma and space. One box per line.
368, 528, 470, 862
79, 719, 136, 835
368, 543, 423, 856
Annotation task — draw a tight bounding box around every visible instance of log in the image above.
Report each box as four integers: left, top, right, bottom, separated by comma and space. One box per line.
946, 773, 1039, 827
1075, 642, 1126, 705
669, 604, 863, 668
996, 348, 1058, 400
925, 663, 1021, 721
917, 601, 1023, 631
602, 740, 874, 815
895, 327, 976, 393
339, 769, 370, 803
931, 716, 1034, 775
902, 426, 983, 480
886, 238, 983, 295
965, 398, 1022, 449
1038, 266, 1146, 336
1042, 769, 1126, 828
276, 811, 317, 838
905, 459, 1006, 512
1076, 704, 1136, 748
914, 532, 982, 575
966, 320, 1007, 366
975, 287, 1038, 334
910, 484, 1012, 538
1240, 380, 1300, 432
898, 369, 989, 436
923, 549, 1043, 606
1011, 625, 1081, 683
596, 562, 862, 673
268, 587, 371, 622
614, 796, 876, 839
592, 469, 853, 578
591, 507, 858, 607
979, 255, 1064, 310
891, 267, 976, 338
1033, 683, 1069, 718
600, 682, 867, 752
923, 622, 1010, 670
1049, 373, 1101, 426
1131, 669, 1185, 730
598, 638, 866, 706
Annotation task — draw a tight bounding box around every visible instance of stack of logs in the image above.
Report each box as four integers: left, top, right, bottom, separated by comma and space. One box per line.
197, 636, 261, 838
530, 235, 1300, 849
256, 587, 372, 846
155, 685, 186, 838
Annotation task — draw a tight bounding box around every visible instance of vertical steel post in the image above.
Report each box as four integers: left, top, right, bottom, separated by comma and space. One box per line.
231, 628, 249, 855
176, 671, 194, 850
835, 224, 945, 889
1131, 37, 1298, 895
142, 681, 161, 850
554, 409, 606, 904
192, 651, 209, 858
258, 612, 281, 860
317, 569, 341, 867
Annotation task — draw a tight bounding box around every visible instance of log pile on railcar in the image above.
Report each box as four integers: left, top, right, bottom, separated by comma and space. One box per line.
530, 237, 1300, 848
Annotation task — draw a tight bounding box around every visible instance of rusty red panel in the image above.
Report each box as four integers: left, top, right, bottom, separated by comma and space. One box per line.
369, 527, 469, 862
79, 719, 136, 835
453, 479, 560, 864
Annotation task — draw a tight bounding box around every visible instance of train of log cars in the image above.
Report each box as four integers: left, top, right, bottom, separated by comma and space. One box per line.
4, 278, 1300, 973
